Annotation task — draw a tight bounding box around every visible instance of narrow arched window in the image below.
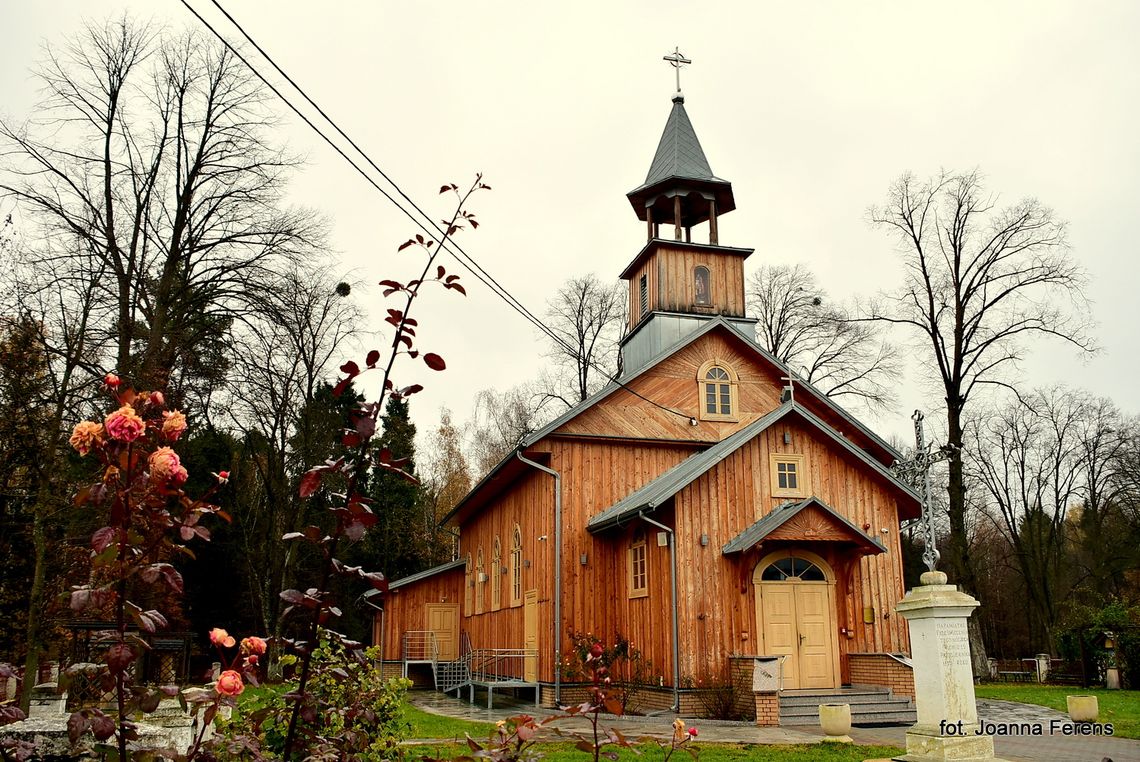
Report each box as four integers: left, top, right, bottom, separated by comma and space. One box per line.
628, 529, 648, 598
510, 526, 523, 607
475, 547, 485, 614
697, 360, 739, 422
464, 552, 473, 618
491, 536, 502, 612
705, 366, 731, 415
694, 266, 711, 305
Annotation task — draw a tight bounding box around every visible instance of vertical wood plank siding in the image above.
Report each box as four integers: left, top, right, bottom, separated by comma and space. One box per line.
380, 329, 911, 687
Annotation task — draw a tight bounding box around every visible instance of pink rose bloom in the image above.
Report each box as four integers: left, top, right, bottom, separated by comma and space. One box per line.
162, 410, 187, 441
69, 421, 104, 456
209, 628, 235, 648
148, 447, 183, 484
150, 391, 165, 407
215, 669, 244, 697
103, 373, 121, 388
241, 636, 267, 655
171, 465, 188, 486
104, 406, 145, 442
687, 727, 698, 737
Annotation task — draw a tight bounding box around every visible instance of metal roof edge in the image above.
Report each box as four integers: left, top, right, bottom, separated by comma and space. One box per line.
721, 496, 888, 555
716, 320, 903, 463
385, 558, 466, 591
586, 403, 795, 533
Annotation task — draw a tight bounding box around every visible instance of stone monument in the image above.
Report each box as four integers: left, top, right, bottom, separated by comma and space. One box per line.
894, 570, 1009, 762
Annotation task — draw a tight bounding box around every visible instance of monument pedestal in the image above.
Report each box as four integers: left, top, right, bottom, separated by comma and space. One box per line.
893, 571, 1010, 762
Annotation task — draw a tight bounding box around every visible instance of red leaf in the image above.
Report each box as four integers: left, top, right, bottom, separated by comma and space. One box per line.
91, 526, 117, 553
451, 283, 467, 295
107, 643, 136, 672
377, 280, 402, 294
436, 265, 446, 279
363, 572, 388, 592
397, 239, 415, 251
365, 349, 381, 367
90, 712, 116, 741
340, 361, 360, 375
299, 469, 323, 498
333, 377, 352, 397
68, 711, 89, 744
424, 353, 446, 371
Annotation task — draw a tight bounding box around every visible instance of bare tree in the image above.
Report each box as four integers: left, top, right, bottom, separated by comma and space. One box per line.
748, 263, 898, 411
0, 17, 320, 391
540, 274, 625, 408
968, 388, 1089, 650
865, 170, 1094, 598
467, 384, 550, 477
220, 267, 362, 643
421, 407, 471, 561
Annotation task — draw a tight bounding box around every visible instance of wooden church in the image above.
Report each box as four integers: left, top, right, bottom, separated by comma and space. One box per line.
373, 82, 920, 725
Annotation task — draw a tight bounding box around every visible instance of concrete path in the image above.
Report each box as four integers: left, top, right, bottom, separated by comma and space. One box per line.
410, 690, 1140, 761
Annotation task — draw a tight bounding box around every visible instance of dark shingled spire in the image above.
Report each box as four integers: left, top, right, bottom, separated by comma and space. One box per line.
641, 94, 723, 186
626, 94, 735, 235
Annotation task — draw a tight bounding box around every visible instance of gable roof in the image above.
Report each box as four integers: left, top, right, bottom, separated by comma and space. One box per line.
384, 558, 465, 591
586, 401, 919, 533
721, 496, 888, 555
523, 315, 898, 459
443, 315, 907, 526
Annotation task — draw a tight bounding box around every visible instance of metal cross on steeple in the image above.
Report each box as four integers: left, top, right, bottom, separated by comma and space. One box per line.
663, 47, 692, 94
891, 410, 956, 572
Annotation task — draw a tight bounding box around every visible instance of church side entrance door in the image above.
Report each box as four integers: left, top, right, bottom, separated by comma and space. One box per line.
523, 589, 538, 682
755, 552, 838, 690
425, 603, 459, 661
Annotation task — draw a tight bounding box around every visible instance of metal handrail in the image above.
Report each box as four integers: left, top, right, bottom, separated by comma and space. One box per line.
466, 648, 537, 684
401, 630, 439, 662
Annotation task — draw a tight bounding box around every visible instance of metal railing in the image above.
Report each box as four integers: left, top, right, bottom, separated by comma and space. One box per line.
402, 631, 439, 687
467, 648, 536, 684
402, 631, 439, 663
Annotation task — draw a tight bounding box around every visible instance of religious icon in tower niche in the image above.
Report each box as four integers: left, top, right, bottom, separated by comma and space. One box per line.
694, 265, 711, 305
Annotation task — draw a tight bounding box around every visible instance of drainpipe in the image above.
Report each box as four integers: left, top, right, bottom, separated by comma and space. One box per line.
639, 513, 680, 713
515, 450, 562, 706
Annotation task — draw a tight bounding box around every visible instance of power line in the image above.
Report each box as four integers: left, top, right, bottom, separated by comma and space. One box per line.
177, 0, 696, 424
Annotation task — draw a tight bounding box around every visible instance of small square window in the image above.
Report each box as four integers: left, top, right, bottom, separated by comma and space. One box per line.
770, 454, 807, 497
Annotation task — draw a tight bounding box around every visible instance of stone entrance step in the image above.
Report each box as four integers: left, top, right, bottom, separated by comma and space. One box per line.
778, 688, 916, 727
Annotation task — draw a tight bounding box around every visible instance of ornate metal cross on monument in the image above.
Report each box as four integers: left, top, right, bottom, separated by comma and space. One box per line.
892, 410, 955, 572
662, 46, 692, 94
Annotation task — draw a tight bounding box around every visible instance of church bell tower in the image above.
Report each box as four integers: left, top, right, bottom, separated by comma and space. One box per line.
619, 50, 756, 375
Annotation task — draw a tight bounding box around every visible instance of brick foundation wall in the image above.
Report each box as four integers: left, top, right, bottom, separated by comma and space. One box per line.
378, 660, 435, 688
754, 693, 779, 726
538, 684, 705, 715
848, 652, 914, 699
727, 656, 757, 721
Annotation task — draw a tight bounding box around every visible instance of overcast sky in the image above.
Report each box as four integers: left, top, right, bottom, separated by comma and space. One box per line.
4, 1, 1138, 451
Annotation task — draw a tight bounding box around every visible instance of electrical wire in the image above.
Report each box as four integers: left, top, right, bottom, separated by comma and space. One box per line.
177, 0, 696, 424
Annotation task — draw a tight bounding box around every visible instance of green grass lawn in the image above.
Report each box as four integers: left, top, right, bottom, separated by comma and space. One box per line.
974, 684, 1140, 739
401, 702, 497, 740
404, 742, 904, 762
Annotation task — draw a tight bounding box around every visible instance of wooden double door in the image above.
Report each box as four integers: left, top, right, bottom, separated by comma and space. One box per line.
755, 552, 839, 689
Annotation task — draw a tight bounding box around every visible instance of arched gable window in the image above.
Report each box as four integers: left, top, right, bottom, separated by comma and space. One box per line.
759, 555, 826, 582
475, 547, 485, 615
491, 536, 502, 612
510, 525, 523, 607
463, 552, 473, 618
628, 528, 648, 599
694, 265, 711, 305
696, 359, 739, 422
